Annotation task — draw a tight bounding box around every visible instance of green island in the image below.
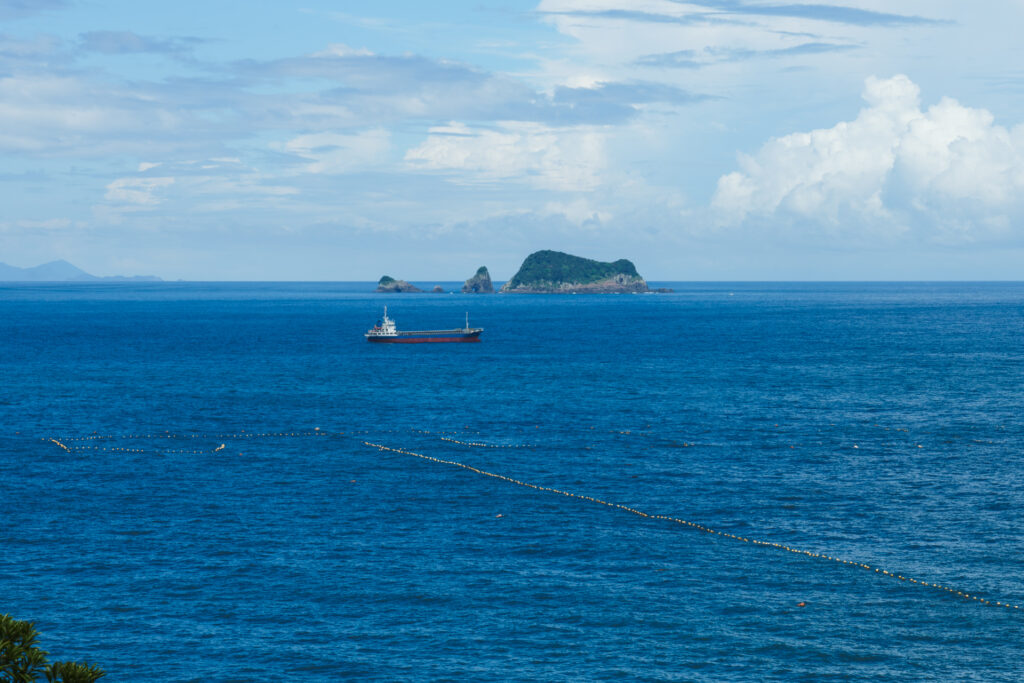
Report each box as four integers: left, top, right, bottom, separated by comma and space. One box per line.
500, 250, 668, 293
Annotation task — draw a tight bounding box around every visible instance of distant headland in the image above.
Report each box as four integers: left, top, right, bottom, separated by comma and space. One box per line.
0, 259, 161, 282
374, 252, 670, 294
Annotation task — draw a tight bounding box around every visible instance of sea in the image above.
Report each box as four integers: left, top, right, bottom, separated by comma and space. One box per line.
1, 281, 1022, 681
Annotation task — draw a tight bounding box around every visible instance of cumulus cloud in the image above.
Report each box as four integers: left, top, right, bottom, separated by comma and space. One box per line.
712, 75, 1024, 239
405, 121, 607, 191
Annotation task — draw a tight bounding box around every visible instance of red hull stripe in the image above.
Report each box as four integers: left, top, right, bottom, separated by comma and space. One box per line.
368, 336, 481, 343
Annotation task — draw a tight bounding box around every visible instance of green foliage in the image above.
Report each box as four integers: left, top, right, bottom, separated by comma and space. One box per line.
506, 250, 639, 288
475, 266, 489, 276
377, 275, 396, 285
0, 614, 48, 682
45, 662, 106, 683
0, 615, 104, 683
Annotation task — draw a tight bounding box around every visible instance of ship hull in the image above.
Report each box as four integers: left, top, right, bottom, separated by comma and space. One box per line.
367, 331, 482, 343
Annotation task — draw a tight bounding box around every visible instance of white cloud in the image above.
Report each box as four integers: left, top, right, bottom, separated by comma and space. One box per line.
0, 74, 186, 154
138, 161, 161, 172
186, 175, 299, 200
543, 198, 612, 225
536, 0, 865, 74
0, 218, 73, 231
278, 129, 391, 174
104, 177, 175, 205
712, 75, 1024, 239
311, 43, 374, 57
94, 169, 301, 224
404, 121, 607, 191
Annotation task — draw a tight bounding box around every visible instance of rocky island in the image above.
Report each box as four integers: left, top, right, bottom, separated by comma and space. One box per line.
462, 266, 494, 293
500, 250, 668, 293
376, 275, 422, 293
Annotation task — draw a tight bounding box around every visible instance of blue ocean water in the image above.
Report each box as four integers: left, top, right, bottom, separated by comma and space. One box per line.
2, 282, 1023, 680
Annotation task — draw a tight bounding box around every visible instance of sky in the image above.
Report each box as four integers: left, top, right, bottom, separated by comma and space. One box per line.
3, 0, 1024, 280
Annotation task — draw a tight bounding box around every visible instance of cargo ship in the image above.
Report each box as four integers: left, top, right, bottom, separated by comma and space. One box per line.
365, 307, 483, 343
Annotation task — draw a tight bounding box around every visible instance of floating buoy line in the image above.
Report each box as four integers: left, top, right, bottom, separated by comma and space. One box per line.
38, 425, 1020, 612
437, 435, 534, 449
361, 440, 1020, 612
43, 419, 1006, 455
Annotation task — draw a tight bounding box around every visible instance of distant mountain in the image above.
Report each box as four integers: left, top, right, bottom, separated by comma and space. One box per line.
0, 259, 162, 282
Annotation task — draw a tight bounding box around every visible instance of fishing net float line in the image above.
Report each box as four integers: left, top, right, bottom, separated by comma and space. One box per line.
40, 427, 1020, 612
361, 441, 1020, 613
45, 419, 1003, 454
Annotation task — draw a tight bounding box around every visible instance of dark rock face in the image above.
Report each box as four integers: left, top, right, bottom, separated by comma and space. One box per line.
500, 251, 652, 293
431, 285, 445, 293
376, 275, 422, 293
461, 266, 494, 293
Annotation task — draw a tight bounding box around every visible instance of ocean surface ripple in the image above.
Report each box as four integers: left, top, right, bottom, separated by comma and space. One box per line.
2, 282, 1022, 680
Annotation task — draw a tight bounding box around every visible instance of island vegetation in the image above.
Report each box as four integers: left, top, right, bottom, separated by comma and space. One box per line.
373, 254, 670, 293
500, 250, 666, 293
375, 275, 422, 293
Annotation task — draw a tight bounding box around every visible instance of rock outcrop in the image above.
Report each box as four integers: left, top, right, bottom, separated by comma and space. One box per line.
500, 250, 655, 293
461, 266, 494, 293
431, 285, 445, 293
376, 275, 422, 293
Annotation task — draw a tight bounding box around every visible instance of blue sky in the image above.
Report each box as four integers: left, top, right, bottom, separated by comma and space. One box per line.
3, 0, 1024, 280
